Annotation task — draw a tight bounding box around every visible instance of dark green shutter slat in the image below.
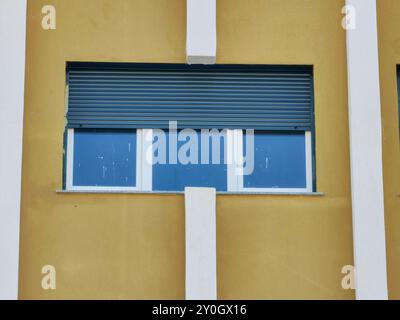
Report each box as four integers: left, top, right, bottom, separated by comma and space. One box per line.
67, 63, 314, 131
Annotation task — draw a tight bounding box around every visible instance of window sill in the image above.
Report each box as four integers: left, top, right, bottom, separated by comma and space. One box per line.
56, 190, 324, 196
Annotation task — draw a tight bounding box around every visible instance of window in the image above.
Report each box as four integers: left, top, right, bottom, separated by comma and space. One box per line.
66, 129, 139, 191
64, 63, 315, 193
152, 129, 228, 192
240, 131, 312, 192
66, 128, 312, 192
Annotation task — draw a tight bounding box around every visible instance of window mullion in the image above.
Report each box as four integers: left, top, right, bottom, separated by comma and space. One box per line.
305, 131, 313, 192
227, 129, 237, 192
141, 129, 153, 191
66, 128, 74, 190
135, 129, 143, 191
235, 129, 244, 192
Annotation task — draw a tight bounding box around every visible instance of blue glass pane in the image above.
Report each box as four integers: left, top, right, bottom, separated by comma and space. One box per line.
153, 130, 227, 191
244, 132, 306, 189
73, 130, 136, 187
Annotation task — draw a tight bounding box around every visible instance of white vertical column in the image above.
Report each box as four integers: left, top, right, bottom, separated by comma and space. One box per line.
345, 0, 388, 300
186, 0, 216, 64
0, 0, 27, 300
185, 187, 217, 300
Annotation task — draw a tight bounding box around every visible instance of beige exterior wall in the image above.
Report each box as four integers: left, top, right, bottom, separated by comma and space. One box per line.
377, 0, 400, 300
19, 0, 354, 299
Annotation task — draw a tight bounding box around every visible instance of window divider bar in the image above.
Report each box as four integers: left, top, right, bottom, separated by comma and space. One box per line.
235, 130, 244, 192
305, 131, 313, 193
66, 129, 74, 190
141, 129, 153, 191
136, 129, 143, 191
227, 129, 238, 192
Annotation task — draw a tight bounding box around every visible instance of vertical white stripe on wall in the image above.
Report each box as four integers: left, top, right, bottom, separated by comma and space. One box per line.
0, 0, 27, 300
186, 0, 216, 64
185, 187, 217, 300
345, 0, 388, 300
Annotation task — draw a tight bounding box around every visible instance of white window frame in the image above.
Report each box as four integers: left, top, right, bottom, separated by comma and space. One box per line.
66, 128, 142, 192
66, 129, 313, 193
228, 130, 313, 193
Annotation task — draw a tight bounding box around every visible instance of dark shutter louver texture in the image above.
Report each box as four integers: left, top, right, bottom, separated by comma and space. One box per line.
67, 63, 314, 131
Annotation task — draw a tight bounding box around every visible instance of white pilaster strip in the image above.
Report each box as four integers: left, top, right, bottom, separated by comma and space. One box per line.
0, 0, 27, 300
345, 0, 388, 300
185, 187, 217, 300
186, 0, 216, 64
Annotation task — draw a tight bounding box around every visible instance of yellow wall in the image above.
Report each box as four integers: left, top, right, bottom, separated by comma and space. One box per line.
377, 0, 400, 300
19, 0, 354, 299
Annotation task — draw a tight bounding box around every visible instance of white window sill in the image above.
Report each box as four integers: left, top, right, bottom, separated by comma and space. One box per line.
56, 190, 324, 196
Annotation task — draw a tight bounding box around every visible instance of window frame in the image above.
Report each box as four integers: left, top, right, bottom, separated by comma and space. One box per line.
65, 128, 143, 192
230, 130, 313, 193
65, 128, 313, 193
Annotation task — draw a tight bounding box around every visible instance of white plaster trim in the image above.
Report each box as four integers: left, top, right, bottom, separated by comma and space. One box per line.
185, 187, 217, 300
346, 0, 388, 300
0, 0, 27, 300
186, 0, 217, 64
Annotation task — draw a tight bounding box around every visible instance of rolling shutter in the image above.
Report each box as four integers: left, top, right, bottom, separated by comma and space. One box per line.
67, 63, 314, 131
